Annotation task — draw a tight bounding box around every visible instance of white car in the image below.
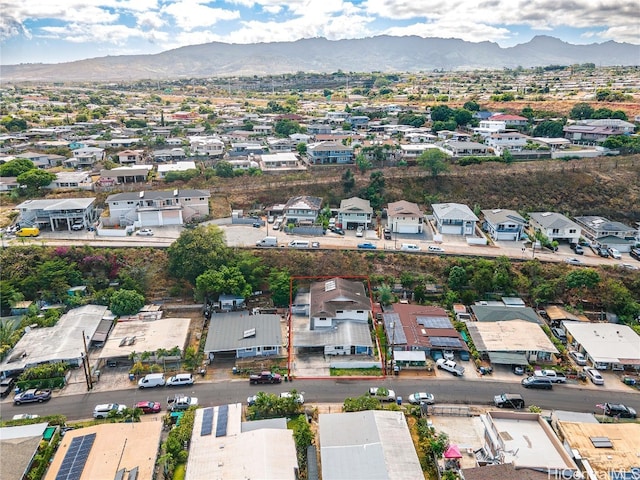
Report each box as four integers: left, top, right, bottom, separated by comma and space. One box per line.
356, 226, 364, 237
280, 391, 305, 404
618, 263, 639, 271
408, 392, 435, 405
583, 366, 604, 385
608, 248, 622, 259
12, 413, 40, 420
368, 387, 396, 402
443, 349, 455, 361
564, 257, 582, 265
427, 245, 445, 253
93, 403, 126, 419
166, 373, 194, 386
569, 350, 587, 366
71, 222, 84, 231
136, 228, 154, 236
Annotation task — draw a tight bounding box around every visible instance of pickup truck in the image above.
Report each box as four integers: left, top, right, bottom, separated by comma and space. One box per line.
534, 369, 567, 383
167, 395, 198, 412
249, 371, 282, 385
436, 359, 465, 376
14, 388, 52, 405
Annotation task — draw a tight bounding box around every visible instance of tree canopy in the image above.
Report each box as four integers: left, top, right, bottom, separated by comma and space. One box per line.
0, 158, 35, 177
417, 148, 449, 178
196, 265, 252, 300
109, 289, 145, 316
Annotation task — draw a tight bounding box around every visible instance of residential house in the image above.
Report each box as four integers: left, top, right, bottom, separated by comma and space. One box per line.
400, 143, 443, 160
431, 203, 479, 236
46, 171, 93, 191
105, 188, 210, 227
346, 115, 370, 129
528, 212, 581, 244
266, 138, 294, 152
573, 215, 637, 252
481, 208, 527, 241
562, 125, 628, 143
579, 118, 636, 133
406, 132, 437, 143
562, 321, 640, 371
473, 120, 507, 137
189, 136, 225, 157
0, 177, 19, 192
186, 404, 298, 480
108, 138, 141, 148
470, 305, 542, 324
337, 197, 373, 230
306, 141, 353, 165
152, 148, 187, 162
15, 197, 97, 231
15, 151, 57, 169
228, 143, 264, 157
387, 200, 424, 234
467, 319, 558, 366
0, 422, 50, 480
289, 132, 312, 144
325, 112, 351, 124
283, 195, 322, 224
228, 158, 259, 171
442, 140, 490, 157
70, 147, 105, 169
99, 165, 152, 186
475, 412, 578, 475
203, 312, 281, 360
116, 149, 144, 165
293, 278, 373, 357
486, 132, 528, 154
260, 152, 304, 172
488, 114, 529, 127
382, 304, 467, 360
157, 161, 197, 179
252, 124, 272, 135
319, 410, 423, 480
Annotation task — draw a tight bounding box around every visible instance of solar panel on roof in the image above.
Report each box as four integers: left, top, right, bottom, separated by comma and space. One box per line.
201, 407, 213, 436
416, 316, 452, 329
114, 469, 126, 480
128, 466, 139, 480
216, 404, 229, 437
430, 337, 463, 348
55, 433, 97, 480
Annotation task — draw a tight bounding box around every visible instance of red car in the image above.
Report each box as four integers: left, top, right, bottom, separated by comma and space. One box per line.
135, 400, 161, 414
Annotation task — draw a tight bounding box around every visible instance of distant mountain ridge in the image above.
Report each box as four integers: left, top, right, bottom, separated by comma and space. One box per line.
2, 35, 638, 82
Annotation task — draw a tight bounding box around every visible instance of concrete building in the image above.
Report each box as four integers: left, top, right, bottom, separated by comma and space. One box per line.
319, 410, 423, 480
44, 422, 163, 480
562, 321, 640, 371
0, 305, 110, 376
186, 404, 298, 480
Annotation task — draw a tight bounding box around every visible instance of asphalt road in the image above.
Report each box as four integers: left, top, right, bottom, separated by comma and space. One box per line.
5, 378, 639, 421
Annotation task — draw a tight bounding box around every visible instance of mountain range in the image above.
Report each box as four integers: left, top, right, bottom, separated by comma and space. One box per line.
2, 35, 638, 83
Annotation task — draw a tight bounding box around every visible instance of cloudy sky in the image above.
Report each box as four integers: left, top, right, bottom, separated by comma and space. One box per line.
1, 0, 638, 65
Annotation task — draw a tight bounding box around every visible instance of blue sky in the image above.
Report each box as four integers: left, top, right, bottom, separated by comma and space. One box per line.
1, 0, 638, 65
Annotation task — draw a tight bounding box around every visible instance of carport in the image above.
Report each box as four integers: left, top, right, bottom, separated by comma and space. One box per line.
393, 350, 427, 367
488, 352, 529, 366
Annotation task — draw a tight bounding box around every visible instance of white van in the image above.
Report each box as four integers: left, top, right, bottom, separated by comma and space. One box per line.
289, 240, 310, 248
256, 236, 278, 247
400, 243, 420, 252
138, 373, 165, 389
166, 373, 194, 386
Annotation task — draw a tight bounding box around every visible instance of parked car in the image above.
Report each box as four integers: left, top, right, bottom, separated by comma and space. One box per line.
252, 222, 262, 228
0, 377, 16, 398
618, 263, 639, 271
534, 369, 567, 383
564, 257, 582, 265
329, 226, 345, 235
427, 245, 445, 253
383, 228, 392, 240
596, 247, 610, 258
569, 351, 588, 366
135, 400, 162, 414
356, 226, 364, 237
138, 373, 166, 388
166, 373, 194, 386
521, 376, 553, 390
357, 242, 377, 249
603, 403, 637, 419
494, 393, 525, 409
93, 403, 126, 418
167, 395, 198, 412
551, 327, 567, 343
608, 247, 622, 259
400, 243, 421, 252
14, 389, 52, 405
630, 247, 640, 261
442, 349, 455, 361
136, 228, 154, 236
311, 241, 320, 249
280, 391, 305, 404
570, 243, 584, 254
71, 222, 84, 231
408, 392, 435, 405
511, 365, 525, 375
12, 414, 40, 420
584, 366, 605, 385
368, 387, 396, 402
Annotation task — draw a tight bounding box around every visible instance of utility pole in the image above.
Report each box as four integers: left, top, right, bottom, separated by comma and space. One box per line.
82, 330, 93, 390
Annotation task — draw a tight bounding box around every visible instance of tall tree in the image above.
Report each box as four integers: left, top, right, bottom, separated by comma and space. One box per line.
109, 289, 145, 316
417, 149, 449, 178
195, 265, 252, 300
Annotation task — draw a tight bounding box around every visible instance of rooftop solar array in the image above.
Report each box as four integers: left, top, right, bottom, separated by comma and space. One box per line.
215, 404, 229, 437
416, 316, 452, 329
430, 337, 463, 348
56, 433, 97, 480
383, 313, 407, 345
201, 407, 214, 436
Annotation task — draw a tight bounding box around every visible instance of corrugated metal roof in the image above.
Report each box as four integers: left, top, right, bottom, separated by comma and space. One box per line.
204, 312, 282, 352
294, 321, 372, 348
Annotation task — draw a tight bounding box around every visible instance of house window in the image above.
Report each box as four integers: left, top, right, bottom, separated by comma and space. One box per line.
184, 198, 191, 202
336, 310, 343, 314
112, 202, 118, 205
319, 317, 327, 321
357, 311, 364, 314
244, 347, 253, 352
263, 346, 275, 352
127, 201, 134, 205
569, 229, 576, 234
199, 197, 205, 201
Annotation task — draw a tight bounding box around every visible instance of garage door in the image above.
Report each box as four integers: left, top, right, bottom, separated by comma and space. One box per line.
161, 210, 182, 225
397, 225, 419, 234
139, 211, 159, 226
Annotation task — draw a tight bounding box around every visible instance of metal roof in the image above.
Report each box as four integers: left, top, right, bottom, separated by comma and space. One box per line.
204, 312, 282, 352
294, 320, 373, 348
471, 305, 541, 324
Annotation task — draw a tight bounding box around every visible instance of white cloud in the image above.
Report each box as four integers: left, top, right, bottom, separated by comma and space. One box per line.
161, 1, 240, 31
136, 11, 165, 30
383, 20, 512, 44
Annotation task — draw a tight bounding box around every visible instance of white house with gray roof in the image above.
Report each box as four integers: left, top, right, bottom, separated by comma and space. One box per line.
387, 200, 424, 234
15, 197, 97, 231
337, 197, 373, 230
481, 208, 527, 241
105, 189, 209, 227
203, 312, 282, 361
431, 202, 479, 236
528, 212, 581, 243
573, 215, 637, 252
